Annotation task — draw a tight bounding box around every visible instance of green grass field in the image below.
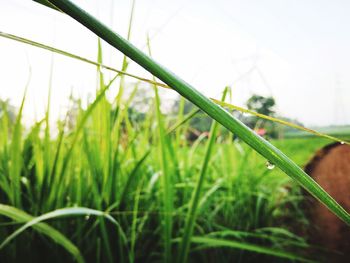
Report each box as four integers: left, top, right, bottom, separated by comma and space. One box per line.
0, 80, 341, 262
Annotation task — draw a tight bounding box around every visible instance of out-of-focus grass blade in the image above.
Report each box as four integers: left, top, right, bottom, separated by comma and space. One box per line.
49, 78, 115, 204
0, 207, 126, 251
40, 0, 350, 226
188, 236, 314, 263
147, 36, 174, 263
10, 90, 27, 208
0, 204, 84, 263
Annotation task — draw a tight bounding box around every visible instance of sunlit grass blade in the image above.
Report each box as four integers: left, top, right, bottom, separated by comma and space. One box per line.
41, 0, 350, 225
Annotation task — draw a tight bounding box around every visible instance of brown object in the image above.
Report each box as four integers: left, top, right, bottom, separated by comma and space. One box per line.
304, 142, 350, 262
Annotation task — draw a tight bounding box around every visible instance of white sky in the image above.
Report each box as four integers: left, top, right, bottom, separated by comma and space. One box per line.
0, 0, 349, 126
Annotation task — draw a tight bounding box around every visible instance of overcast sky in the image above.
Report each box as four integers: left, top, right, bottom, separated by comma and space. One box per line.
0, 0, 349, 126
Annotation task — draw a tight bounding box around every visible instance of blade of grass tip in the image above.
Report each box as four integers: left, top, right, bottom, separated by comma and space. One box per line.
42, 0, 350, 225
10, 75, 30, 208
33, 0, 61, 11
0, 204, 84, 263
113, 0, 135, 128
110, 1, 136, 196
39, 55, 53, 209
120, 0, 135, 72
45, 112, 68, 210
178, 87, 228, 263
95, 38, 113, 203
147, 35, 173, 263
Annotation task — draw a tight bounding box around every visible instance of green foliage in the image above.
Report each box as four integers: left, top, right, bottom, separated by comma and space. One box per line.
244, 94, 277, 137
0, 85, 317, 262
246, 95, 276, 117
0, 1, 347, 262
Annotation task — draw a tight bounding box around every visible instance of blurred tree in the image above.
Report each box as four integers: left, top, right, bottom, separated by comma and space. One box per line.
245, 94, 276, 137
246, 94, 275, 116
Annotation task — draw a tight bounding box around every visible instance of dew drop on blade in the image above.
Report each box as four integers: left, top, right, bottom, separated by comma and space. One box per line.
340, 141, 345, 145
265, 161, 275, 170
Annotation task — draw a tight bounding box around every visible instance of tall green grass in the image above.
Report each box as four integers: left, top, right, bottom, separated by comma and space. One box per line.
0, 0, 348, 262
1, 86, 316, 262
0, 67, 316, 262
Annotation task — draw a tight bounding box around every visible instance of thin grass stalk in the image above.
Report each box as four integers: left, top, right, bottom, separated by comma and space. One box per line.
147, 36, 174, 263
178, 87, 228, 263
10, 90, 27, 208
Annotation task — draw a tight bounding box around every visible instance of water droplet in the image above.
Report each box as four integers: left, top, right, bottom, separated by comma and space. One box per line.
340, 141, 345, 145
265, 161, 275, 170
85, 215, 90, 220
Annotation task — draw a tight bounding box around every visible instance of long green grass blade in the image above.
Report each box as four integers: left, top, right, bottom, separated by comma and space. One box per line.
10, 91, 27, 208
40, 0, 350, 225
188, 236, 314, 263
0, 204, 84, 263
147, 36, 174, 262
0, 207, 125, 251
